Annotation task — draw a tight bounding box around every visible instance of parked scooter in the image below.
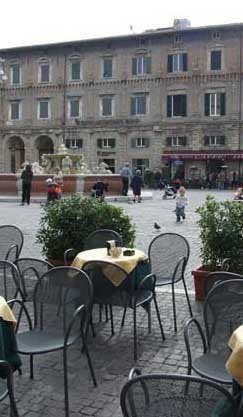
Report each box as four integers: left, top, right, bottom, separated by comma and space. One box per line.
162, 185, 177, 199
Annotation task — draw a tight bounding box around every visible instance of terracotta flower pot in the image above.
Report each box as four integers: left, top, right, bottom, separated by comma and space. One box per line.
191, 266, 211, 301
47, 259, 72, 267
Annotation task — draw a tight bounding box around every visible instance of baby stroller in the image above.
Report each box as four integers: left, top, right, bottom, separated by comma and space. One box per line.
162, 184, 177, 200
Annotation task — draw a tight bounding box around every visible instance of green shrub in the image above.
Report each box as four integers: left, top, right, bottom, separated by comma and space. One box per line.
36, 195, 136, 259
196, 195, 243, 272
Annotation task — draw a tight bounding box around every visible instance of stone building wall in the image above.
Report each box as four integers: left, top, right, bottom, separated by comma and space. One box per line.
0, 22, 243, 178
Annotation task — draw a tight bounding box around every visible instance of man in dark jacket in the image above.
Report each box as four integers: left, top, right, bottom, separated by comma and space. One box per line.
21, 164, 33, 205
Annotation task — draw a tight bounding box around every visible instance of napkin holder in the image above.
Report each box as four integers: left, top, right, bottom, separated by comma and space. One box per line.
106, 240, 121, 257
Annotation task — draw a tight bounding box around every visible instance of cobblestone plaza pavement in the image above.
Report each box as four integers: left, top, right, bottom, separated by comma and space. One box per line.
0, 189, 234, 416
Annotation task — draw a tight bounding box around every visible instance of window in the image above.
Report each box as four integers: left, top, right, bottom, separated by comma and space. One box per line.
210, 50, 221, 70
68, 98, 81, 118
38, 100, 50, 119
9, 101, 21, 120
132, 55, 151, 75
131, 95, 147, 115
100, 96, 114, 117
167, 53, 187, 73
166, 136, 187, 147
103, 58, 113, 78
10, 64, 20, 85
205, 93, 226, 116
66, 139, 83, 149
174, 34, 182, 44
131, 138, 149, 148
132, 158, 149, 172
97, 138, 116, 148
204, 135, 225, 146
167, 95, 187, 117
212, 31, 221, 40
70, 61, 81, 80
38, 62, 50, 83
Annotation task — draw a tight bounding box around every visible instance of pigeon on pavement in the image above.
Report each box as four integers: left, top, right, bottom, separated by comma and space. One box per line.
154, 222, 161, 230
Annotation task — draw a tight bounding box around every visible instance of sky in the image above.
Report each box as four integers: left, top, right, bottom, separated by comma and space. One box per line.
1, 0, 243, 49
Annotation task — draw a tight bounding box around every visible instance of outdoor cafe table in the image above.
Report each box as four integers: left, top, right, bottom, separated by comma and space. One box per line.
71, 247, 150, 287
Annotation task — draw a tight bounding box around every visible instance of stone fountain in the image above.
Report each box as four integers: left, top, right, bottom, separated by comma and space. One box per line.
6, 143, 121, 197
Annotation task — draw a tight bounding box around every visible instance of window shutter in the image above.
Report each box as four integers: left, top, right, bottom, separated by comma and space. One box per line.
132, 58, 137, 75
181, 136, 187, 146
167, 96, 172, 117
166, 137, 172, 146
131, 138, 136, 148
167, 55, 173, 73
220, 93, 226, 116
97, 139, 102, 148
144, 138, 149, 148
181, 95, 187, 117
204, 136, 210, 146
220, 136, 225, 145
138, 96, 146, 114
205, 94, 210, 116
131, 97, 136, 115
146, 57, 151, 74
110, 139, 115, 148
182, 53, 188, 71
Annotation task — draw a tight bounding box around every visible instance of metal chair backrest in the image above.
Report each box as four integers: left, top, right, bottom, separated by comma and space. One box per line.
120, 373, 237, 417
204, 271, 243, 297
14, 258, 53, 301
0, 260, 23, 301
84, 229, 123, 250
32, 266, 93, 334
204, 279, 243, 353
148, 233, 190, 280
0, 225, 23, 262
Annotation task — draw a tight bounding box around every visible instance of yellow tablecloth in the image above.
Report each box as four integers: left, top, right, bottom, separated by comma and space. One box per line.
72, 247, 148, 286
226, 325, 243, 387
0, 296, 17, 327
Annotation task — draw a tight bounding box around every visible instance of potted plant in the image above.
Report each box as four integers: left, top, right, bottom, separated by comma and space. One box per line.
192, 195, 243, 300
36, 194, 136, 263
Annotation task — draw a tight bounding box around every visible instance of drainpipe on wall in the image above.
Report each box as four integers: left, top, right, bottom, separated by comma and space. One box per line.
238, 28, 242, 179
62, 53, 67, 147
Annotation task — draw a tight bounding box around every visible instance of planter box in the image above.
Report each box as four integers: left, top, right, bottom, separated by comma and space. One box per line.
191, 266, 211, 301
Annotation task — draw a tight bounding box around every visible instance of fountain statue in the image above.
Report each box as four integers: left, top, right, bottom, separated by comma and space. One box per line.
40, 143, 111, 175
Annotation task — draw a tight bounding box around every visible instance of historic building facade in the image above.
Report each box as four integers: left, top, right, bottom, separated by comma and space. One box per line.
1, 20, 243, 181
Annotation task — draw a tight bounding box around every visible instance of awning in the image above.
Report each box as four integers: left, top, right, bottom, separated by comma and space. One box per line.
161, 151, 243, 161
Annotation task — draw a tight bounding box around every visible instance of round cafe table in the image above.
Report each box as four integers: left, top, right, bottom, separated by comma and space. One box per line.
71, 247, 148, 286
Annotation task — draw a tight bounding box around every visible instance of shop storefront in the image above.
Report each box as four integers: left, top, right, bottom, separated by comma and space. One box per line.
161, 150, 243, 186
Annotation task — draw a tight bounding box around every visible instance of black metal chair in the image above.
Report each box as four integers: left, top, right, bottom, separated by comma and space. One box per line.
184, 279, 243, 385
204, 271, 243, 297
9, 266, 97, 417
14, 258, 53, 303
120, 370, 238, 417
83, 260, 165, 360
0, 360, 19, 417
0, 260, 24, 301
84, 229, 123, 250
0, 225, 24, 262
148, 232, 192, 332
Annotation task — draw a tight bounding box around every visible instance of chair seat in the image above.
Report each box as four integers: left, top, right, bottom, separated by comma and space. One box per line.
193, 353, 232, 384
17, 330, 79, 354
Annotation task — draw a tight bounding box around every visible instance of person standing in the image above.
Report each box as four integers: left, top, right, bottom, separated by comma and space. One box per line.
175, 186, 188, 222
120, 162, 132, 196
131, 169, 144, 203
21, 164, 33, 205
